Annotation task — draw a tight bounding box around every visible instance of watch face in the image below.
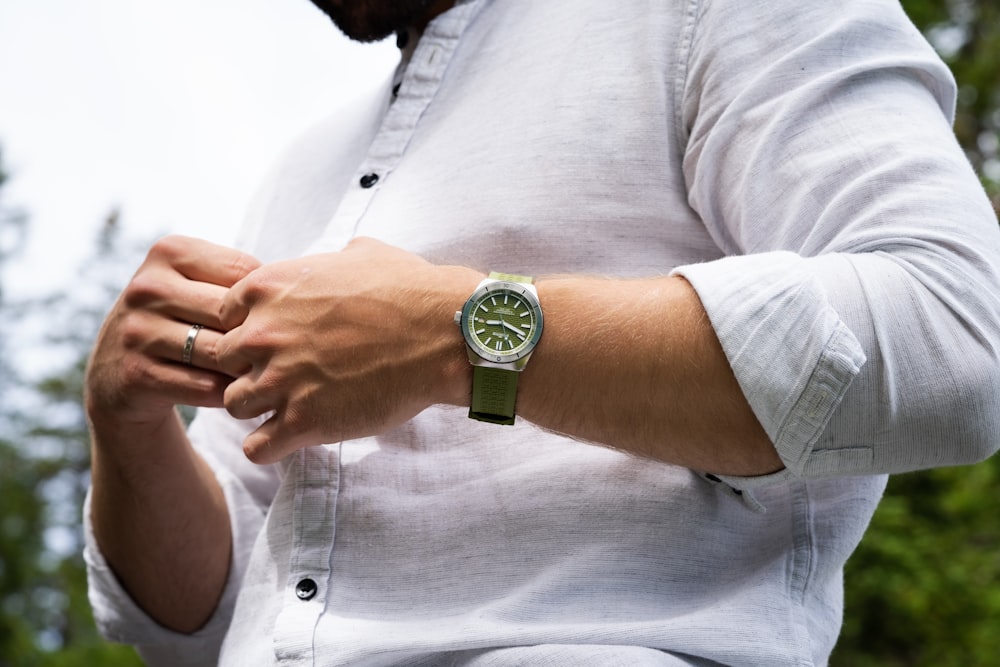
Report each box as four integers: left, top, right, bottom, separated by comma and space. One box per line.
461, 281, 543, 365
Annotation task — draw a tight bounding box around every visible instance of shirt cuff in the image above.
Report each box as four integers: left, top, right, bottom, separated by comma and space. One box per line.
672, 251, 867, 488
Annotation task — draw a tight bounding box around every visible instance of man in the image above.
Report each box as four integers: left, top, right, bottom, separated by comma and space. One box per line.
84, 0, 1000, 664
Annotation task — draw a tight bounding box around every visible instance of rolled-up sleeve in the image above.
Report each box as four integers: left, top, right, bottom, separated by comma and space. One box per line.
84, 408, 279, 665
674, 0, 1000, 485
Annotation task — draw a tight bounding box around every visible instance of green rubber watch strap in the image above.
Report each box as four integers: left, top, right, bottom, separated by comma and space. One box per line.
469, 365, 520, 425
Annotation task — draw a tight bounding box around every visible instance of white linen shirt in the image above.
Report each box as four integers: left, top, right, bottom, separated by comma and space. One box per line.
85, 0, 1000, 665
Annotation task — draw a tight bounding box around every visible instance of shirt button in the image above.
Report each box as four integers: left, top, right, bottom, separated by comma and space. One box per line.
295, 578, 318, 601
359, 172, 380, 188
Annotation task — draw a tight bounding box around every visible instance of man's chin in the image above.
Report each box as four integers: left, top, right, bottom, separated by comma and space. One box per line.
341, 28, 394, 44
308, 0, 432, 43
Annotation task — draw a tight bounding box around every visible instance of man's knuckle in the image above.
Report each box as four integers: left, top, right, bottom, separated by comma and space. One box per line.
149, 234, 187, 262
282, 406, 308, 433
222, 388, 243, 416
231, 253, 262, 279
241, 327, 277, 354
243, 438, 269, 464
239, 270, 274, 301
117, 318, 148, 352
198, 335, 219, 362
122, 273, 165, 309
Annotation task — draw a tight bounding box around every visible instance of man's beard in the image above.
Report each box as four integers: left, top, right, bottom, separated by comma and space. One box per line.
308, 0, 437, 42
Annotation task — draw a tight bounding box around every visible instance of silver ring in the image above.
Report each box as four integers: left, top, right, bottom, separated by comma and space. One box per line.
182, 324, 203, 365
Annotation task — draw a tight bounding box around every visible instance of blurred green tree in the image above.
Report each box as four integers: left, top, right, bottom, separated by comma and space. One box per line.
0, 160, 143, 665
835, 460, 1000, 665
904, 0, 1000, 208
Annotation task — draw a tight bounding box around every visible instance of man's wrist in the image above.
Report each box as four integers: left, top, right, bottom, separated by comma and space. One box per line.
427, 265, 483, 408
86, 403, 188, 460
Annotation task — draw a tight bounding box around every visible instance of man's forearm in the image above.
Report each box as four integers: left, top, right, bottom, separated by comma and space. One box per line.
89, 409, 232, 634
209, 238, 781, 475
516, 274, 783, 477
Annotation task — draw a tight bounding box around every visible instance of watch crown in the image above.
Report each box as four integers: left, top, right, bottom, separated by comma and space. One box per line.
453, 310, 462, 327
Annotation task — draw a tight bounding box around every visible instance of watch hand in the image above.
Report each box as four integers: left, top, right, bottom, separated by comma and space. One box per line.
501, 320, 527, 339
485, 319, 502, 325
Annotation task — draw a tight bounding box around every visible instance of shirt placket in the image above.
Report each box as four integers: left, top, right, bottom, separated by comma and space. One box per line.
305, 0, 488, 255
273, 446, 340, 664
272, 2, 488, 664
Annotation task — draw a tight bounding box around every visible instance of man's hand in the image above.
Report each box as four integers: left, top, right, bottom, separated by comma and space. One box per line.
85, 235, 262, 436
217, 237, 479, 464
85, 235, 261, 634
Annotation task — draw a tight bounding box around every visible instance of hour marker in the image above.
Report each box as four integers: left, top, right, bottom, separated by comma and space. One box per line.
490, 296, 497, 306
519, 311, 529, 317
484, 338, 493, 347
478, 304, 489, 313
495, 341, 502, 351
476, 328, 486, 335
521, 323, 531, 329
503, 294, 509, 305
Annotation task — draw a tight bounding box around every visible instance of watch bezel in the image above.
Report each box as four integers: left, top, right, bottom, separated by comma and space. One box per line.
458, 280, 543, 368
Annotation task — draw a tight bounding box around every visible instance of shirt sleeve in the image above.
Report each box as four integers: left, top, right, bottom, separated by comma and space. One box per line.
674, 0, 1000, 486
84, 409, 280, 665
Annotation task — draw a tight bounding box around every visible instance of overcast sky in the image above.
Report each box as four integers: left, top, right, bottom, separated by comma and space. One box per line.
0, 0, 397, 296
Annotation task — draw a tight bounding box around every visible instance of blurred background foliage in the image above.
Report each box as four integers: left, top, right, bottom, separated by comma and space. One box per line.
0, 0, 998, 664
904, 0, 1000, 208
1, 157, 146, 666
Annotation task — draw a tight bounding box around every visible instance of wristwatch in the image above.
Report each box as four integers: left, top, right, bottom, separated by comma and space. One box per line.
454, 272, 544, 425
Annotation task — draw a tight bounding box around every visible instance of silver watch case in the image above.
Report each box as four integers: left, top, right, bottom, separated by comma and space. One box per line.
454, 277, 543, 371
